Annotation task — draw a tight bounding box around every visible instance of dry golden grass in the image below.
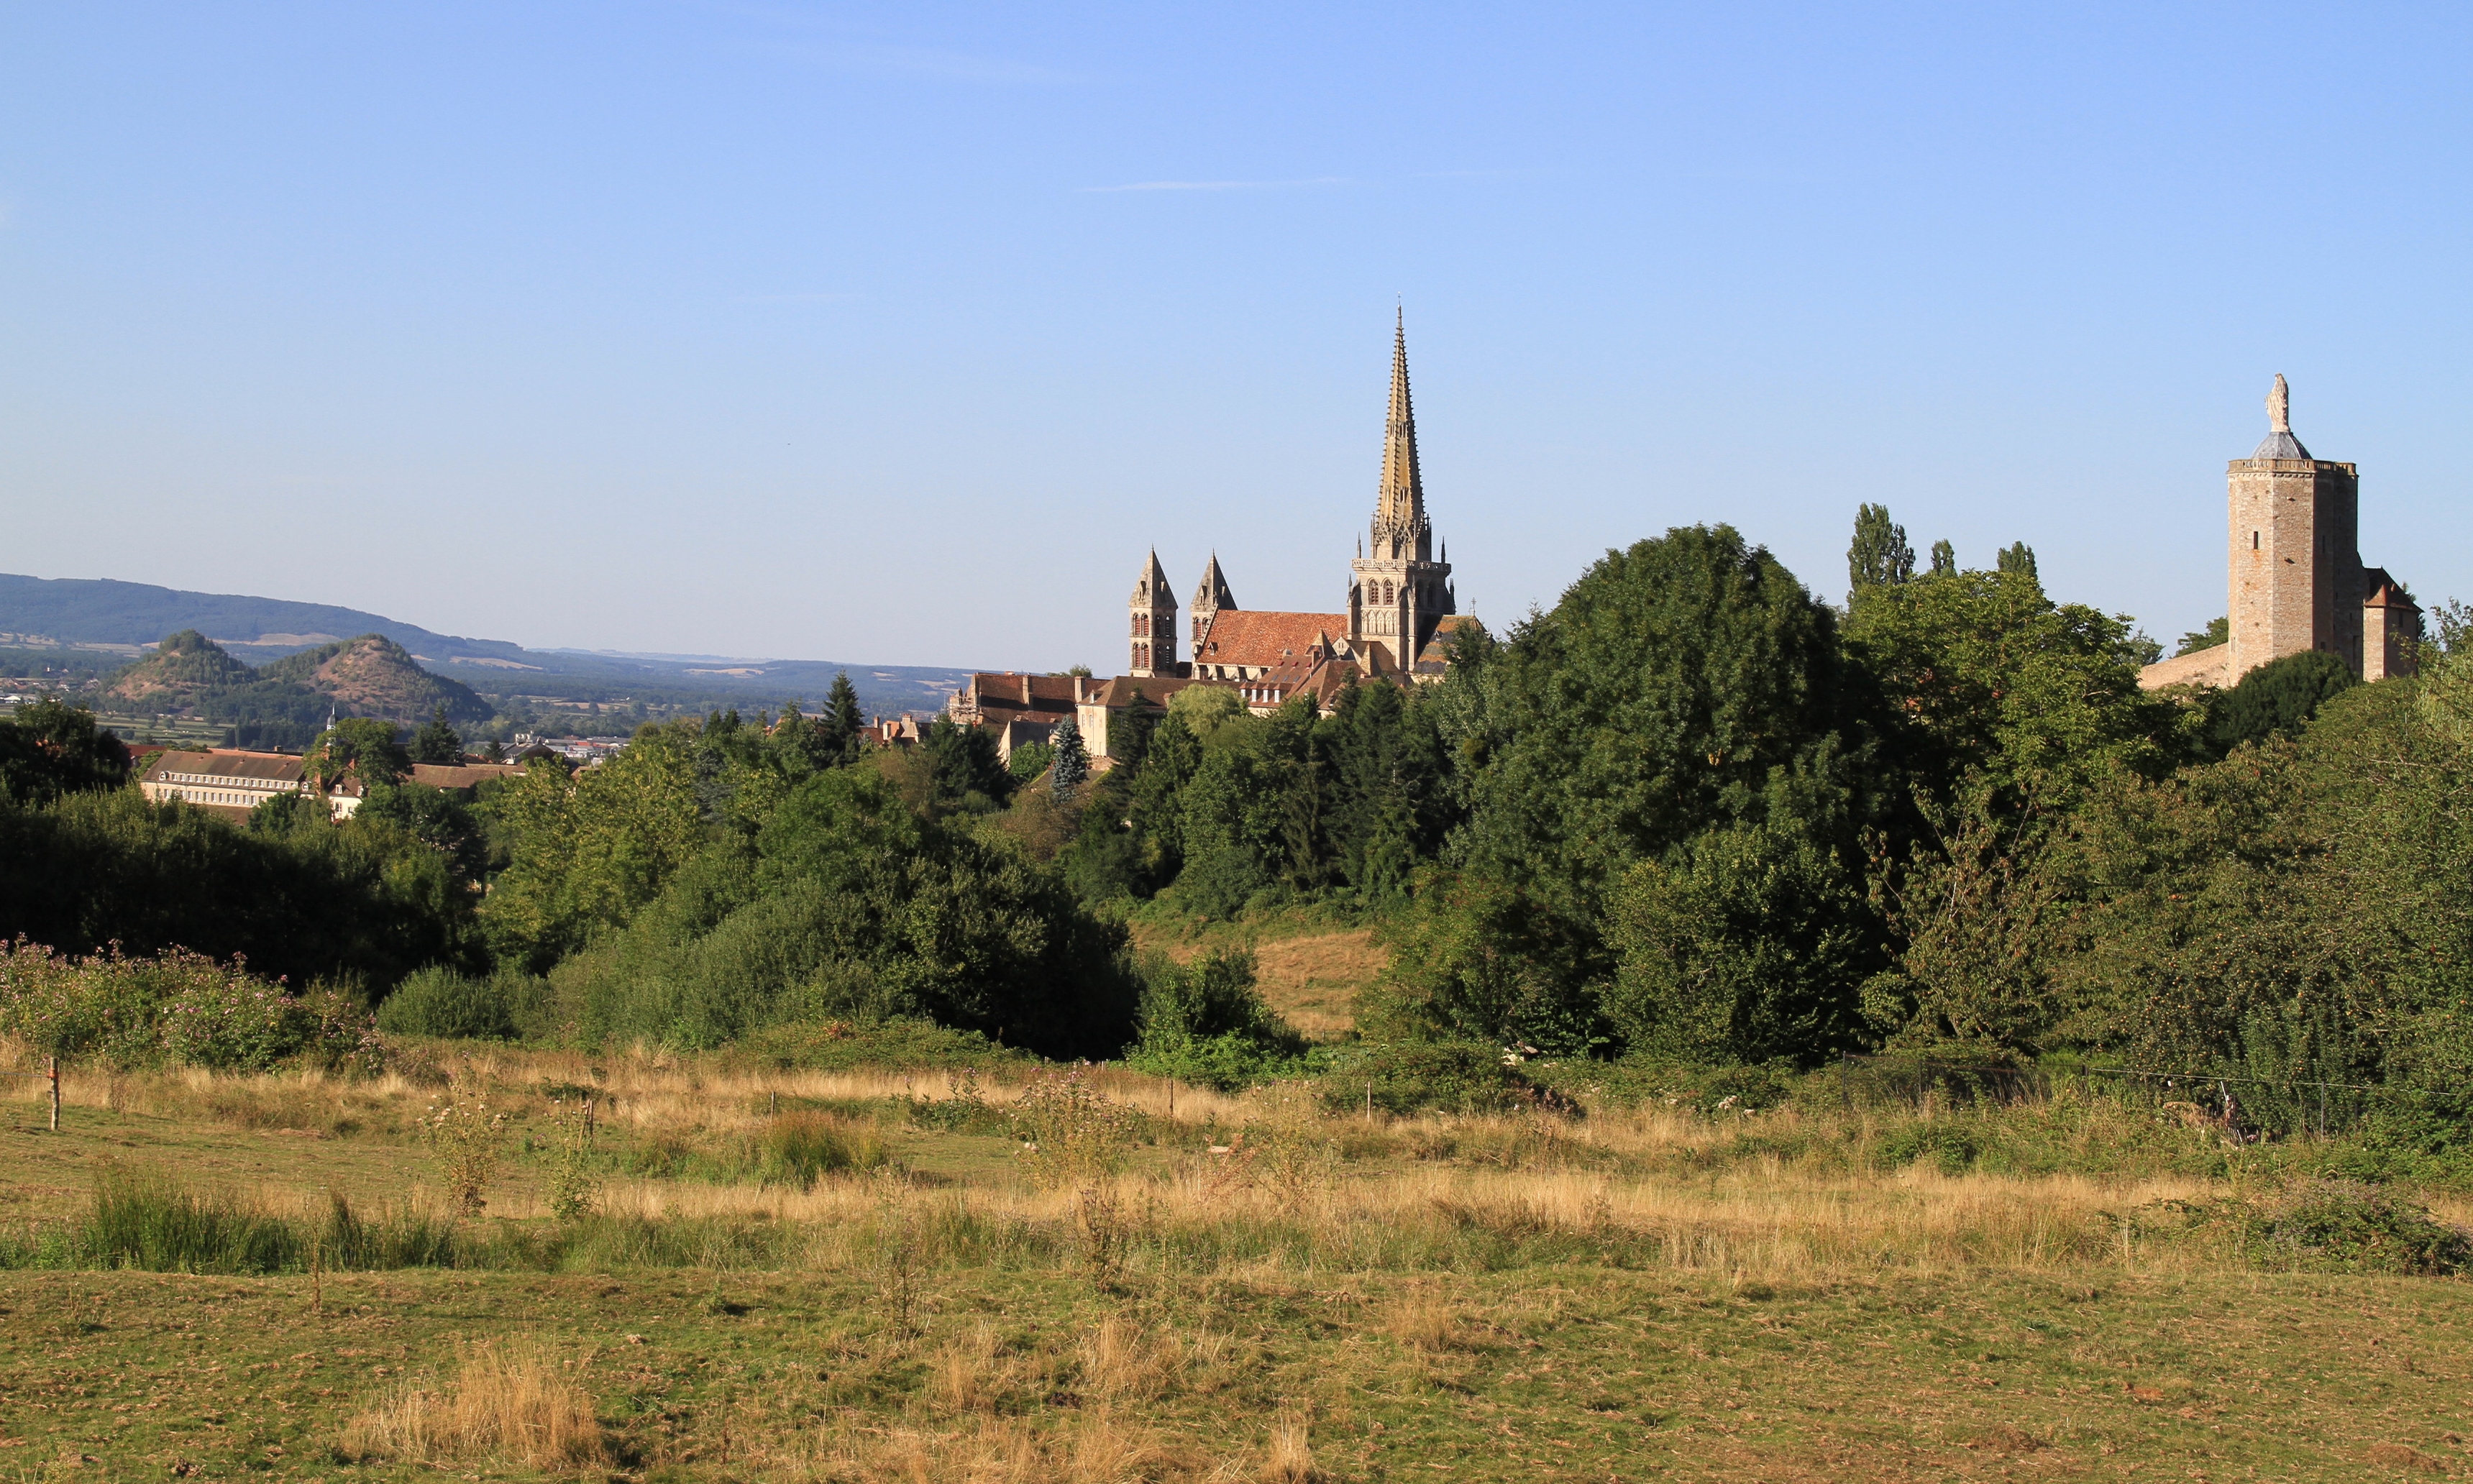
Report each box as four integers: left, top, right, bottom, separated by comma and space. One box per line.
337, 1341, 607, 1470
1263, 1406, 1318, 1483
6, 1035, 2266, 1286
1248, 929, 1387, 1038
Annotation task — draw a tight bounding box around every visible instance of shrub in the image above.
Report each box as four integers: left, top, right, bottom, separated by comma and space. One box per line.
2208, 649, 2357, 754
378, 965, 552, 1041
1122, 948, 1304, 1091
2179, 1178, 2473, 1275
0, 938, 380, 1073
756, 1111, 889, 1190
1876, 1121, 1983, 1176
1318, 1040, 1548, 1116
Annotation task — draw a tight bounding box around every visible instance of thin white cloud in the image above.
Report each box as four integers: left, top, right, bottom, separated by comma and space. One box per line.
1079, 176, 1352, 194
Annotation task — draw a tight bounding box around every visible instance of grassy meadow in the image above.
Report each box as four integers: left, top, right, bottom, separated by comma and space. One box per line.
1, 1027, 2469, 1483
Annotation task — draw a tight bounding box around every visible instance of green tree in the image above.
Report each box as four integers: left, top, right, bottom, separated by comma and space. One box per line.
1996, 541, 2039, 583
0, 700, 131, 805
408, 706, 463, 766
1007, 740, 1054, 781
1394, 525, 1862, 1048
1049, 716, 1089, 794
2176, 616, 2229, 656
0, 786, 481, 987
2207, 650, 2357, 754
1929, 539, 1957, 577
1847, 503, 1916, 606
1606, 820, 1875, 1064
477, 728, 704, 969
565, 768, 1137, 1058
304, 718, 410, 789
1842, 564, 2200, 1051
354, 779, 490, 884
823, 672, 867, 764
919, 718, 1012, 812
1166, 684, 1246, 741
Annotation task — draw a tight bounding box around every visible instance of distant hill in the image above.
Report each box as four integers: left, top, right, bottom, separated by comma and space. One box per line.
96, 631, 490, 748
106, 629, 257, 706
0, 574, 974, 722
0, 574, 527, 664
258, 636, 493, 723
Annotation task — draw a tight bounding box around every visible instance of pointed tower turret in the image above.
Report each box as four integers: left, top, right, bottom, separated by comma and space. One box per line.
1190, 551, 1236, 651
1349, 311, 1453, 669
1128, 549, 1179, 678
1373, 308, 1427, 556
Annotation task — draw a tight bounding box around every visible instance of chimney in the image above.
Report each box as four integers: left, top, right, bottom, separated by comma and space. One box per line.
1021, 675, 1033, 705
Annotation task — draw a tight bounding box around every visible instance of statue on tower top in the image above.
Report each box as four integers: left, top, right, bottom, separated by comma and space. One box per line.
2268, 373, 2290, 434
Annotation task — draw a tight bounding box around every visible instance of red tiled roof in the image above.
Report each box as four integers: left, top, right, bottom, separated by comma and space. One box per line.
966, 672, 1084, 704
409, 761, 524, 791
1082, 675, 1234, 707
1194, 611, 1348, 671
951, 672, 1083, 728
142, 749, 307, 785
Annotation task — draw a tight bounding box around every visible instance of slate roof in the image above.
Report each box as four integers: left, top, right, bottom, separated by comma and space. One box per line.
2250, 430, 2313, 460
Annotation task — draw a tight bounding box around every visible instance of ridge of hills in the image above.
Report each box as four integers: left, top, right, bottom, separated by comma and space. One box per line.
0, 573, 973, 723
101, 631, 491, 745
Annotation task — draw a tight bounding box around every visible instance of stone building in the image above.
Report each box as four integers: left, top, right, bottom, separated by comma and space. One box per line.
140, 749, 519, 820
2139, 376, 2421, 691
1129, 313, 1468, 689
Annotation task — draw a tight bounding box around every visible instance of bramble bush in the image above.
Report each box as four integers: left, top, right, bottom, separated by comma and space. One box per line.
0, 938, 381, 1073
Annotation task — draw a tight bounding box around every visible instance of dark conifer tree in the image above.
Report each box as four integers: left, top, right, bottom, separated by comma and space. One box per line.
1051, 715, 1090, 794
823, 672, 867, 763
408, 706, 463, 765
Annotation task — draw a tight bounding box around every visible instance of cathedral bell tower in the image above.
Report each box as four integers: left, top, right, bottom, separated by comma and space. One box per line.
1129, 549, 1178, 678
1191, 552, 1235, 650
1348, 311, 1454, 667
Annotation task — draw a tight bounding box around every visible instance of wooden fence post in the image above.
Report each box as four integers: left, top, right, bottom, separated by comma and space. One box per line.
48, 1056, 60, 1132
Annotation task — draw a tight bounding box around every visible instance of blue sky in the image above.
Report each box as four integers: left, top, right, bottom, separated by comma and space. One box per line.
4, 3, 2467, 669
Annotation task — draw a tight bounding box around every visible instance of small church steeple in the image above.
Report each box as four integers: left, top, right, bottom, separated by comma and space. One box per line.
1129, 549, 1178, 677
1190, 551, 1235, 649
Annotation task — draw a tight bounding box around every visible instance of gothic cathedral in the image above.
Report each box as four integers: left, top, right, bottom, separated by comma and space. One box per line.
1128, 314, 1461, 686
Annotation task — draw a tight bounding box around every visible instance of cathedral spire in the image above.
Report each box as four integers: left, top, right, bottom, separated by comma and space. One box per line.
1376, 309, 1425, 544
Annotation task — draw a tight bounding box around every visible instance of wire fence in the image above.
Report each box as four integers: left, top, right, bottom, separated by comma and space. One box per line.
1838, 1053, 2457, 1141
